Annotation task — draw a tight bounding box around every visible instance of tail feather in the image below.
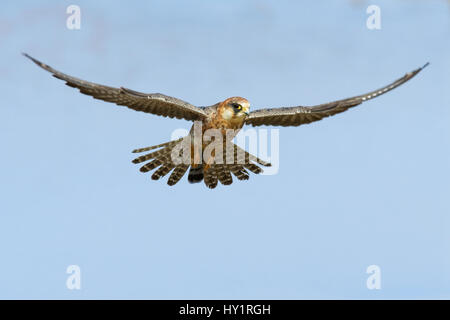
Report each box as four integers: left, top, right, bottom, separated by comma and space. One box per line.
132, 139, 182, 164
139, 159, 163, 173
133, 139, 271, 187
151, 163, 175, 180
234, 145, 271, 167
204, 166, 218, 189
168, 164, 189, 186
229, 165, 249, 181
132, 138, 183, 153
244, 163, 263, 174
132, 151, 163, 164
216, 165, 233, 185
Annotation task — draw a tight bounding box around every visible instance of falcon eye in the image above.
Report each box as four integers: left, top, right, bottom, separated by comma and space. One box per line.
232, 103, 242, 111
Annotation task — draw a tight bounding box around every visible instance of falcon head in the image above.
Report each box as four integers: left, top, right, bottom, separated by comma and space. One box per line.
221, 97, 250, 120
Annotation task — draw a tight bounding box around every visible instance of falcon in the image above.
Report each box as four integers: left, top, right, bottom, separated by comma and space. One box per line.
24, 53, 428, 188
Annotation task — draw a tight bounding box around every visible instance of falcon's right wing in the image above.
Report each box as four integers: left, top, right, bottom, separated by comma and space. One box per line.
24, 53, 207, 122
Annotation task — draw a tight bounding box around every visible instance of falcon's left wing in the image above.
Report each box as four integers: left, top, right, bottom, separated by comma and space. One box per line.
245, 63, 429, 127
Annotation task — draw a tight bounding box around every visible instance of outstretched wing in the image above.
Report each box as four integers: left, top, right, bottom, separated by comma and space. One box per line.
245, 63, 429, 127
24, 53, 207, 121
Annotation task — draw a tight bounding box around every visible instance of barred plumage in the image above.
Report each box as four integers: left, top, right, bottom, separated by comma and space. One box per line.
168, 164, 189, 186
204, 165, 218, 189
151, 163, 175, 180
25, 53, 427, 188
132, 138, 270, 188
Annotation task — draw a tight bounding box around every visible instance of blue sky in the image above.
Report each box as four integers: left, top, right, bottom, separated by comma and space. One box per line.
0, 0, 449, 299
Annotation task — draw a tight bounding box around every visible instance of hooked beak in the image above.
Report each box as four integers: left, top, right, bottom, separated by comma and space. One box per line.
243, 107, 249, 116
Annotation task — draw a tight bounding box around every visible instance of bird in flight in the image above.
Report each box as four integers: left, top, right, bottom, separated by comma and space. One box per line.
24, 53, 428, 188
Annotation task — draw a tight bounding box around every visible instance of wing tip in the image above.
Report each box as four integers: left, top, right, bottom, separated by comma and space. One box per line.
22, 52, 40, 65
22, 52, 36, 63
405, 62, 430, 79
413, 62, 430, 75
22, 52, 52, 72
421, 62, 430, 70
